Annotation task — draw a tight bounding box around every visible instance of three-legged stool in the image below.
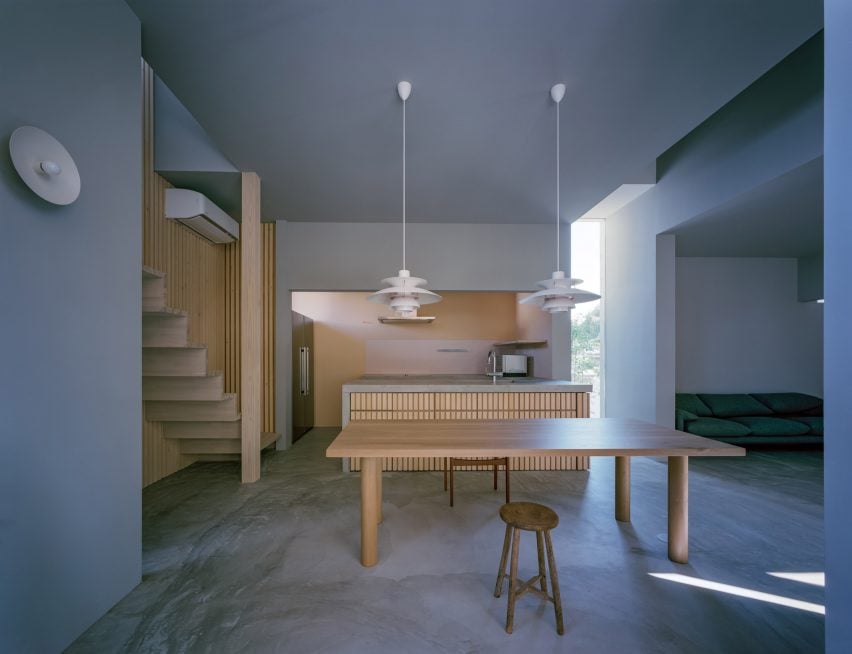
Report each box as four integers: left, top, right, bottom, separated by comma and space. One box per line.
494, 501, 564, 635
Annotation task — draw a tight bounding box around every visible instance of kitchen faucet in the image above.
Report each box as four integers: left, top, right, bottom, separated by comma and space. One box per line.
486, 350, 502, 384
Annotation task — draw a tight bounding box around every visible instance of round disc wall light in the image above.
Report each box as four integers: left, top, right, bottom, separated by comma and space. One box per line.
9, 126, 81, 205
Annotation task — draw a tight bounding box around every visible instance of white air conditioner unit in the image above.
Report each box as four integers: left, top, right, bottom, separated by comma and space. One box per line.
164, 188, 240, 243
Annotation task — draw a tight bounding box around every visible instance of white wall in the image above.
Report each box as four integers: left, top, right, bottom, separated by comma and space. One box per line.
0, 1, 142, 651
655, 235, 677, 424
825, 2, 852, 649
676, 258, 823, 396
604, 191, 660, 423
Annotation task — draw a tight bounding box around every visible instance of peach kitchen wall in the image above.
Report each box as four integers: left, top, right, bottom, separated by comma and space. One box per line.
291, 291, 523, 426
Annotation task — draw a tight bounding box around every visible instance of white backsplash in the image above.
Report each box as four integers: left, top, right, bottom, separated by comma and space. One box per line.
365, 339, 496, 375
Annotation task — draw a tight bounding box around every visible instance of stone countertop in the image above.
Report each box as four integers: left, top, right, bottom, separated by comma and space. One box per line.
342, 374, 593, 393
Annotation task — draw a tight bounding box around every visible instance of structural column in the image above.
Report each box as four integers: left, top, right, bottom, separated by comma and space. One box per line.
241, 172, 262, 483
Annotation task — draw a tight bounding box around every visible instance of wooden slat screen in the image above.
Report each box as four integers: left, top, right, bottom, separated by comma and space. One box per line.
262, 223, 275, 433
141, 62, 276, 486
348, 391, 590, 472
142, 61, 226, 486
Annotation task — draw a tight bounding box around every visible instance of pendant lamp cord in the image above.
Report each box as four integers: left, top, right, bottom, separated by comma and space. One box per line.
556, 98, 560, 272
402, 96, 407, 272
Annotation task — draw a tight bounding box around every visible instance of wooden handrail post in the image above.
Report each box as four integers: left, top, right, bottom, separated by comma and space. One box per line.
241, 172, 262, 483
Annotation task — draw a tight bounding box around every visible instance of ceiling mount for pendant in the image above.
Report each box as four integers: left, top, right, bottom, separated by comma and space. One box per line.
520, 83, 600, 314
368, 80, 442, 319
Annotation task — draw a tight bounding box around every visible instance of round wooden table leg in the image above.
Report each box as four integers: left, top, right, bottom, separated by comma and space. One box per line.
668, 455, 689, 563
360, 457, 380, 567
375, 461, 382, 525
615, 456, 631, 522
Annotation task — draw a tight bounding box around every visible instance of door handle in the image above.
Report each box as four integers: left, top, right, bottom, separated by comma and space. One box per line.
305, 347, 310, 395
299, 347, 306, 395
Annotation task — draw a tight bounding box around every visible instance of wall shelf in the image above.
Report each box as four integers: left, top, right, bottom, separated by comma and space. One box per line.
493, 340, 548, 347
378, 316, 436, 324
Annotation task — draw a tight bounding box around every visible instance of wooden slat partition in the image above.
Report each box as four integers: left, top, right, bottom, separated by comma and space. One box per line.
262, 223, 275, 433
224, 241, 240, 396
141, 62, 276, 486
348, 391, 590, 472
220, 207, 276, 434
240, 172, 262, 483
142, 61, 226, 486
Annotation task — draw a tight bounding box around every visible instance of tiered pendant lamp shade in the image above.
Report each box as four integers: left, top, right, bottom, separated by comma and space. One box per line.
368, 81, 442, 317
521, 83, 600, 314
368, 269, 441, 318
519, 271, 599, 314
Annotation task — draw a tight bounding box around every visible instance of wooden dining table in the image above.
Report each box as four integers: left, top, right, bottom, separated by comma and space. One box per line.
326, 417, 745, 566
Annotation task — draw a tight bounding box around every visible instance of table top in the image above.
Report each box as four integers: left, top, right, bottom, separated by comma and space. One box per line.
326, 418, 746, 458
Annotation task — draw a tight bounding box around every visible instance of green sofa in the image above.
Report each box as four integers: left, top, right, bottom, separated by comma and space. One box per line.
675, 393, 823, 445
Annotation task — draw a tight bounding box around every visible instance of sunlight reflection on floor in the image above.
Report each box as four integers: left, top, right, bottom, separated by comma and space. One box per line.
649, 573, 825, 615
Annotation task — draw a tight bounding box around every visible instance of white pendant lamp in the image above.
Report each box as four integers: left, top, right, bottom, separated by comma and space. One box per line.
368, 81, 442, 318
520, 84, 601, 314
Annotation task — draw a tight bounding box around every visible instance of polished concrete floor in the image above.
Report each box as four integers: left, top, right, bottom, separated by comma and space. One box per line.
70, 429, 824, 653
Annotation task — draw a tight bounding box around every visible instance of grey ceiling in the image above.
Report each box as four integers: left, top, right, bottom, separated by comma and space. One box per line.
126, 0, 822, 223
667, 157, 823, 258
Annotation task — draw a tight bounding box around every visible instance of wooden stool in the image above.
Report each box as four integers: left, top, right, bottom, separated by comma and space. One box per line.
494, 502, 564, 635
443, 457, 510, 507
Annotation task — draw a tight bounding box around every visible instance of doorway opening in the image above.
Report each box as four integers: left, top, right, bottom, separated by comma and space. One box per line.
571, 219, 604, 417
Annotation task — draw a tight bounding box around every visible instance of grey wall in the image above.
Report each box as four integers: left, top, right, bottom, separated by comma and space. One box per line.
154, 74, 237, 174
824, 3, 851, 650
0, 1, 141, 651
676, 258, 823, 396
605, 34, 823, 424
656, 35, 823, 233
797, 253, 823, 301
276, 221, 571, 442
279, 222, 567, 292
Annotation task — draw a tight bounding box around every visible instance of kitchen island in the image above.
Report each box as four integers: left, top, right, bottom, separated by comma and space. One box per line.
341, 375, 592, 472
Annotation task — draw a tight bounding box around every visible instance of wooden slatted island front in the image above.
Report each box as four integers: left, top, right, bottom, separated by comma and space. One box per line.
341, 375, 593, 472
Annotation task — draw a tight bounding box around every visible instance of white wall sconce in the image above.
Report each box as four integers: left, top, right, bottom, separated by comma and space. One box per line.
9, 126, 81, 205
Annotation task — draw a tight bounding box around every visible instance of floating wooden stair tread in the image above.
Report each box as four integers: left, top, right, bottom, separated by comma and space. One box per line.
143, 344, 208, 377
143, 309, 190, 347
142, 267, 167, 311
178, 432, 278, 455
143, 307, 187, 317
145, 393, 239, 422
139, 264, 274, 468
164, 419, 241, 439
143, 371, 224, 401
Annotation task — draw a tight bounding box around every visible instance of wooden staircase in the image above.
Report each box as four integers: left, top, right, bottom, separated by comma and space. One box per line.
142, 266, 277, 459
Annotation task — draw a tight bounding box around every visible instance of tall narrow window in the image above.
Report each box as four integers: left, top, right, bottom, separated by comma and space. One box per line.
571, 219, 604, 416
